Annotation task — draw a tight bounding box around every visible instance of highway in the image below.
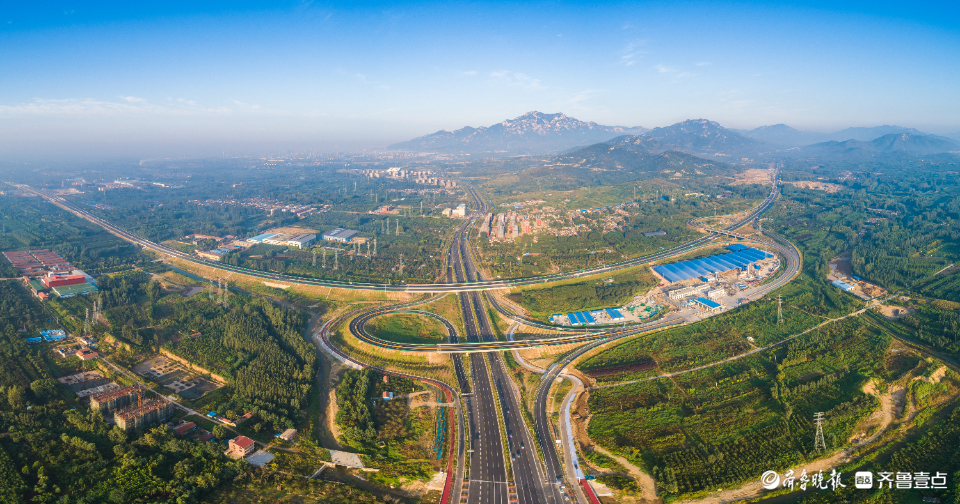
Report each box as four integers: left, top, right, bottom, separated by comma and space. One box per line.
12, 169, 779, 293
13, 165, 797, 504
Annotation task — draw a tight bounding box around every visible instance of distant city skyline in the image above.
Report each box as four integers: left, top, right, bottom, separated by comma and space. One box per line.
1, 1, 958, 160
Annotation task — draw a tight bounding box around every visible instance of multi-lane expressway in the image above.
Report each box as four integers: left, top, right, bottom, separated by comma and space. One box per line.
12, 170, 779, 293
13, 163, 798, 504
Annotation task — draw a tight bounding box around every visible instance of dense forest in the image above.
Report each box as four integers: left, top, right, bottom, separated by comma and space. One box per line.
167, 296, 316, 432
334, 369, 440, 486
0, 196, 145, 274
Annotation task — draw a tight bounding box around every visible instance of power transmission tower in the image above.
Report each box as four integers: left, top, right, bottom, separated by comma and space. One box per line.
399, 254, 404, 275
222, 281, 228, 305
777, 295, 784, 325
312, 249, 317, 267
373, 238, 377, 256
396, 219, 400, 236
814, 412, 826, 451
322, 248, 327, 268
83, 308, 90, 336
334, 249, 339, 270
420, 201, 423, 215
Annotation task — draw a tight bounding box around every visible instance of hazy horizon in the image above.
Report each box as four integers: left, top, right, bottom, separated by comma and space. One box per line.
2, 1, 959, 161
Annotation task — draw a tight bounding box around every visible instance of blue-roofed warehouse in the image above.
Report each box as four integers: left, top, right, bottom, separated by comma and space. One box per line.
694, 297, 723, 312
653, 247, 774, 283
832, 280, 855, 292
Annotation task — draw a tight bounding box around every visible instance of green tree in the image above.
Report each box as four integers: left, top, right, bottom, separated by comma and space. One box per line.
7, 386, 24, 406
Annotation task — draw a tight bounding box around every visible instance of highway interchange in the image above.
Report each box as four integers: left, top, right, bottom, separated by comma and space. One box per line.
15, 163, 805, 504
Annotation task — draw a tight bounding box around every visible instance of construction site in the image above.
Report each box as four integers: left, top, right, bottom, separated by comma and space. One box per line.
828, 252, 888, 300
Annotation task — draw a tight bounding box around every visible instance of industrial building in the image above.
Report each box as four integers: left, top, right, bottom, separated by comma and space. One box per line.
42, 273, 85, 289
3, 250, 75, 277
263, 233, 316, 249
668, 285, 707, 300
322, 228, 358, 243
832, 280, 856, 292
246, 232, 276, 243
694, 297, 724, 313
114, 399, 174, 432
24, 269, 97, 299
90, 386, 141, 414
52, 283, 98, 298
277, 428, 297, 442
653, 247, 774, 283
40, 329, 66, 342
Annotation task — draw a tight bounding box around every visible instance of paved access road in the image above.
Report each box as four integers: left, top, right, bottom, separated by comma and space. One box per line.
13, 169, 779, 293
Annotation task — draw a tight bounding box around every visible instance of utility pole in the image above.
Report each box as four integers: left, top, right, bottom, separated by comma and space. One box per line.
777, 295, 784, 325
814, 412, 826, 451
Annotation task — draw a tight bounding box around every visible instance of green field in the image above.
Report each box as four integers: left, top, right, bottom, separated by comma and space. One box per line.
365, 312, 449, 344
512, 264, 659, 320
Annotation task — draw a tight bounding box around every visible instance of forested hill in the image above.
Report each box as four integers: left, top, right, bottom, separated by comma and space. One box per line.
793, 133, 959, 160
603, 118, 770, 158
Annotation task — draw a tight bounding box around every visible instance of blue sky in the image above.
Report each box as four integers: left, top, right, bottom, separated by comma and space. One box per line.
1, 1, 958, 158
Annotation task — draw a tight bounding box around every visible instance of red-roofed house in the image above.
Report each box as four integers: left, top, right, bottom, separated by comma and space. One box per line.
174, 422, 196, 436
225, 436, 256, 458
76, 348, 99, 361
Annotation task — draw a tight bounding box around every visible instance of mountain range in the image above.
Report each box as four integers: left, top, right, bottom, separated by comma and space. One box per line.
736, 124, 955, 147
388, 111, 646, 155
793, 133, 960, 159
390, 112, 959, 160
603, 119, 767, 158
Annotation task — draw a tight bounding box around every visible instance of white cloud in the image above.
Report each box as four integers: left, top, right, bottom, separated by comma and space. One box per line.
463, 70, 477, 76
654, 64, 696, 79
489, 70, 545, 89
0, 97, 231, 117
619, 40, 647, 67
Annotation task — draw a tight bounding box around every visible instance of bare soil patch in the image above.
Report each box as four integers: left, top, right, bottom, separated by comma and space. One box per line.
731, 168, 775, 186
878, 305, 916, 319
783, 181, 844, 193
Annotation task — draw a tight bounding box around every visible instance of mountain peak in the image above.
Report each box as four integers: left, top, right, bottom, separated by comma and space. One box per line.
388, 112, 646, 156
